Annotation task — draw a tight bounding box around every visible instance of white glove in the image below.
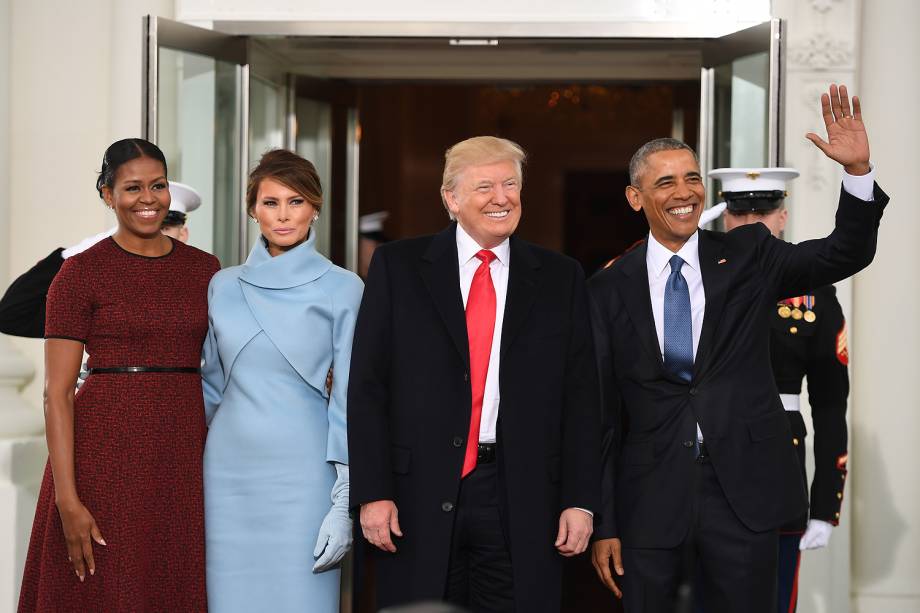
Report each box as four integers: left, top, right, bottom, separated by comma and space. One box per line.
799, 519, 834, 550
313, 463, 352, 572
698, 202, 727, 228
62, 228, 117, 259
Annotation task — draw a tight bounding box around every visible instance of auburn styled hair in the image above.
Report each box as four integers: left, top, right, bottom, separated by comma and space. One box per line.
246, 149, 323, 216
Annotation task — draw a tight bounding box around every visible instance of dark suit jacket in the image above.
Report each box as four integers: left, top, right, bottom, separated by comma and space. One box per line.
0, 248, 64, 338
348, 222, 601, 612
587, 184, 888, 548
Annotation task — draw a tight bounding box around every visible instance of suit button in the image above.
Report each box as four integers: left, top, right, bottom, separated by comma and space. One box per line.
689, 387, 698, 396
793, 437, 800, 446
442, 502, 454, 513
683, 440, 694, 448
452, 436, 464, 448
464, 372, 469, 382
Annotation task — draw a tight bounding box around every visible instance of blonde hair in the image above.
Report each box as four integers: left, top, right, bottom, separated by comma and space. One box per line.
440, 136, 527, 218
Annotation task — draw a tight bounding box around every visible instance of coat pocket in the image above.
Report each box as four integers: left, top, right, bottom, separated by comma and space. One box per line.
391, 445, 412, 475
747, 411, 788, 442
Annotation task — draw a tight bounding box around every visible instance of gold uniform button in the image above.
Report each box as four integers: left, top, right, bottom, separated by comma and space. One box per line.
790, 326, 798, 334
835, 512, 840, 519
793, 438, 800, 446
837, 492, 843, 499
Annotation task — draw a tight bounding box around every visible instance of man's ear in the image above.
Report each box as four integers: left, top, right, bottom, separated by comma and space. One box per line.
625, 185, 643, 213
777, 208, 789, 233
442, 188, 460, 216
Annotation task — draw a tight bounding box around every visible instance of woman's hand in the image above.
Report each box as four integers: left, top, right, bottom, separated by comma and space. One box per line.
56, 498, 106, 581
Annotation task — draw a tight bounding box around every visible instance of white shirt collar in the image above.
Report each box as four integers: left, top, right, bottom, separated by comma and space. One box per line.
646, 230, 700, 279
456, 222, 510, 266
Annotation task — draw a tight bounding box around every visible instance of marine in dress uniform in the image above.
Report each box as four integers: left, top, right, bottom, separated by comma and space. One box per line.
711, 167, 850, 613
0, 182, 202, 338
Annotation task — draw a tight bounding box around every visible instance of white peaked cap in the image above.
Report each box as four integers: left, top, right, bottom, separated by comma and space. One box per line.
168, 181, 202, 214
708, 167, 800, 193
360, 211, 389, 234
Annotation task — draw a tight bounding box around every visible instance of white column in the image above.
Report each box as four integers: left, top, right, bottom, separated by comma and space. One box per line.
851, 1, 920, 611
0, 1, 49, 611
772, 1, 862, 612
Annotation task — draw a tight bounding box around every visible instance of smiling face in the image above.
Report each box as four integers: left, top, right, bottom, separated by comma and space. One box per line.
252, 177, 316, 257
443, 159, 522, 249
625, 149, 705, 252
101, 156, 170, 238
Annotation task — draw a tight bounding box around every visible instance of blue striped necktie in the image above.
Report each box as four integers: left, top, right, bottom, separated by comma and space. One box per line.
663, 255, 693, 382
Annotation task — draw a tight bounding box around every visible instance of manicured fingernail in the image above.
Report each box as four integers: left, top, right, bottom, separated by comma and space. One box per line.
99, 538, 106, 546
90, 568, 95, 576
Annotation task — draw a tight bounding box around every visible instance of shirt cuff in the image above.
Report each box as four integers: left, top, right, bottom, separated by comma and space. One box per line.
574, 507, 594, 517
841, 165, 875, 202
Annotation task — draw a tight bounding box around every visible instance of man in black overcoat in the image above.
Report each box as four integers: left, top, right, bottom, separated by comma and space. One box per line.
348, 136, 601, 612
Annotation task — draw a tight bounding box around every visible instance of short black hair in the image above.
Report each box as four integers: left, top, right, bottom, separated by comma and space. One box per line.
628, 138, 698, 186
96, 138, 167, 199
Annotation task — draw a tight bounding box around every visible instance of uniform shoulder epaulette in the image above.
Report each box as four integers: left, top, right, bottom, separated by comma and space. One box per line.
602, 239, 646, 270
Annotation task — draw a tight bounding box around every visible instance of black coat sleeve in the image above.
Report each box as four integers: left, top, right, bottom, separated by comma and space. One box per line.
347, 247, 396, 509
587, 275, 622, 539
0, 248, 64, 338
756, 184, 889, 300
806, 288, 850, 524
559, 264, 602, 515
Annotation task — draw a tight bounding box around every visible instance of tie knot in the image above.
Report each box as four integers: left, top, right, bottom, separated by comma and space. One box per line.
476, 249, 497, 265
669, 255, 685, 274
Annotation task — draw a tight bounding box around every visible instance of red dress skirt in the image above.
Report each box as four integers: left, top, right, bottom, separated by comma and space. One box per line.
18, 237, 220, 613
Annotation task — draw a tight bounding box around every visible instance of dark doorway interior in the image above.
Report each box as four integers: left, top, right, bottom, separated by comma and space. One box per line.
357, 81, 698, 273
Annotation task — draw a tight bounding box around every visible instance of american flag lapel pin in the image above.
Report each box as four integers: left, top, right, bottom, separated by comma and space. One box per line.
717, 258, 727, 264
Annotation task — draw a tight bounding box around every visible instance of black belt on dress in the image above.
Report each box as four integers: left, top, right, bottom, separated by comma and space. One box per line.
477, 443, 497, 464
87, 366, 201, 375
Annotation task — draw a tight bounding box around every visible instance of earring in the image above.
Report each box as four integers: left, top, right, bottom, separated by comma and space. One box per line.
312, 214, 319, 223
250, 217, 258, 224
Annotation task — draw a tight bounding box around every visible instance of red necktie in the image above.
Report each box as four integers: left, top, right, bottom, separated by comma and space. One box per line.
462, 249, 497, 477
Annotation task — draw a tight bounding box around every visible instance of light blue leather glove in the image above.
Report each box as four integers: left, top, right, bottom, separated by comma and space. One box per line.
313, 463, 352, 572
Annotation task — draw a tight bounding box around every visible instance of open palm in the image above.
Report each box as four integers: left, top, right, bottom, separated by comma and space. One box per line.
806, 84, 871, 174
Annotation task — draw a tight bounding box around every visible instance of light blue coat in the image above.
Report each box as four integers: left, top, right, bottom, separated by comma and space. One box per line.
201, 231, 363, 613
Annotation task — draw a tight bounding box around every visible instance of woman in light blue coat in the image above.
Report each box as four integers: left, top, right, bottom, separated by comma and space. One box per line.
202, 150, 363, 613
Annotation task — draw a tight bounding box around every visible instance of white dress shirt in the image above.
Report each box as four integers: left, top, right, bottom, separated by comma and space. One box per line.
457, 224, 509, 444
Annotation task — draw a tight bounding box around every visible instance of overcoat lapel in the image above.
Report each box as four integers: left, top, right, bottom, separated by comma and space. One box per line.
618, 243, 666, 370
420, 223, 470, 368
499, 236, 540, 361
693, 230, 730, 379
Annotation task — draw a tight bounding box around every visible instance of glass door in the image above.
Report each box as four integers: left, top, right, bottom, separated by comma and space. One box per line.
291, 77, 360, 271
143, 16, 249, 265
698, 19, 784, 209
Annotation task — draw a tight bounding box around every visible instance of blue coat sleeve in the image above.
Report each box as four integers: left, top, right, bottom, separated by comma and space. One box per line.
326, 274, 364, 465
202, 277, 224, 426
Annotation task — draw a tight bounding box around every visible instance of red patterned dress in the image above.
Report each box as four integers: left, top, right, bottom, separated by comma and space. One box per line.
18, 237, 220, 613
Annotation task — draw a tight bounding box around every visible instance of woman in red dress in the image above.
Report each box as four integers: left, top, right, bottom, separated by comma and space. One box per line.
18, 138, 220, 612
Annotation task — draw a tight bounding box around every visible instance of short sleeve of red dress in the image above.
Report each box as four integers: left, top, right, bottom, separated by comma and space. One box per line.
44, 256, 93, 343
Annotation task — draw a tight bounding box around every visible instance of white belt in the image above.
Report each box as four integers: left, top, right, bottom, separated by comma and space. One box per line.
780, 394, 800, 412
